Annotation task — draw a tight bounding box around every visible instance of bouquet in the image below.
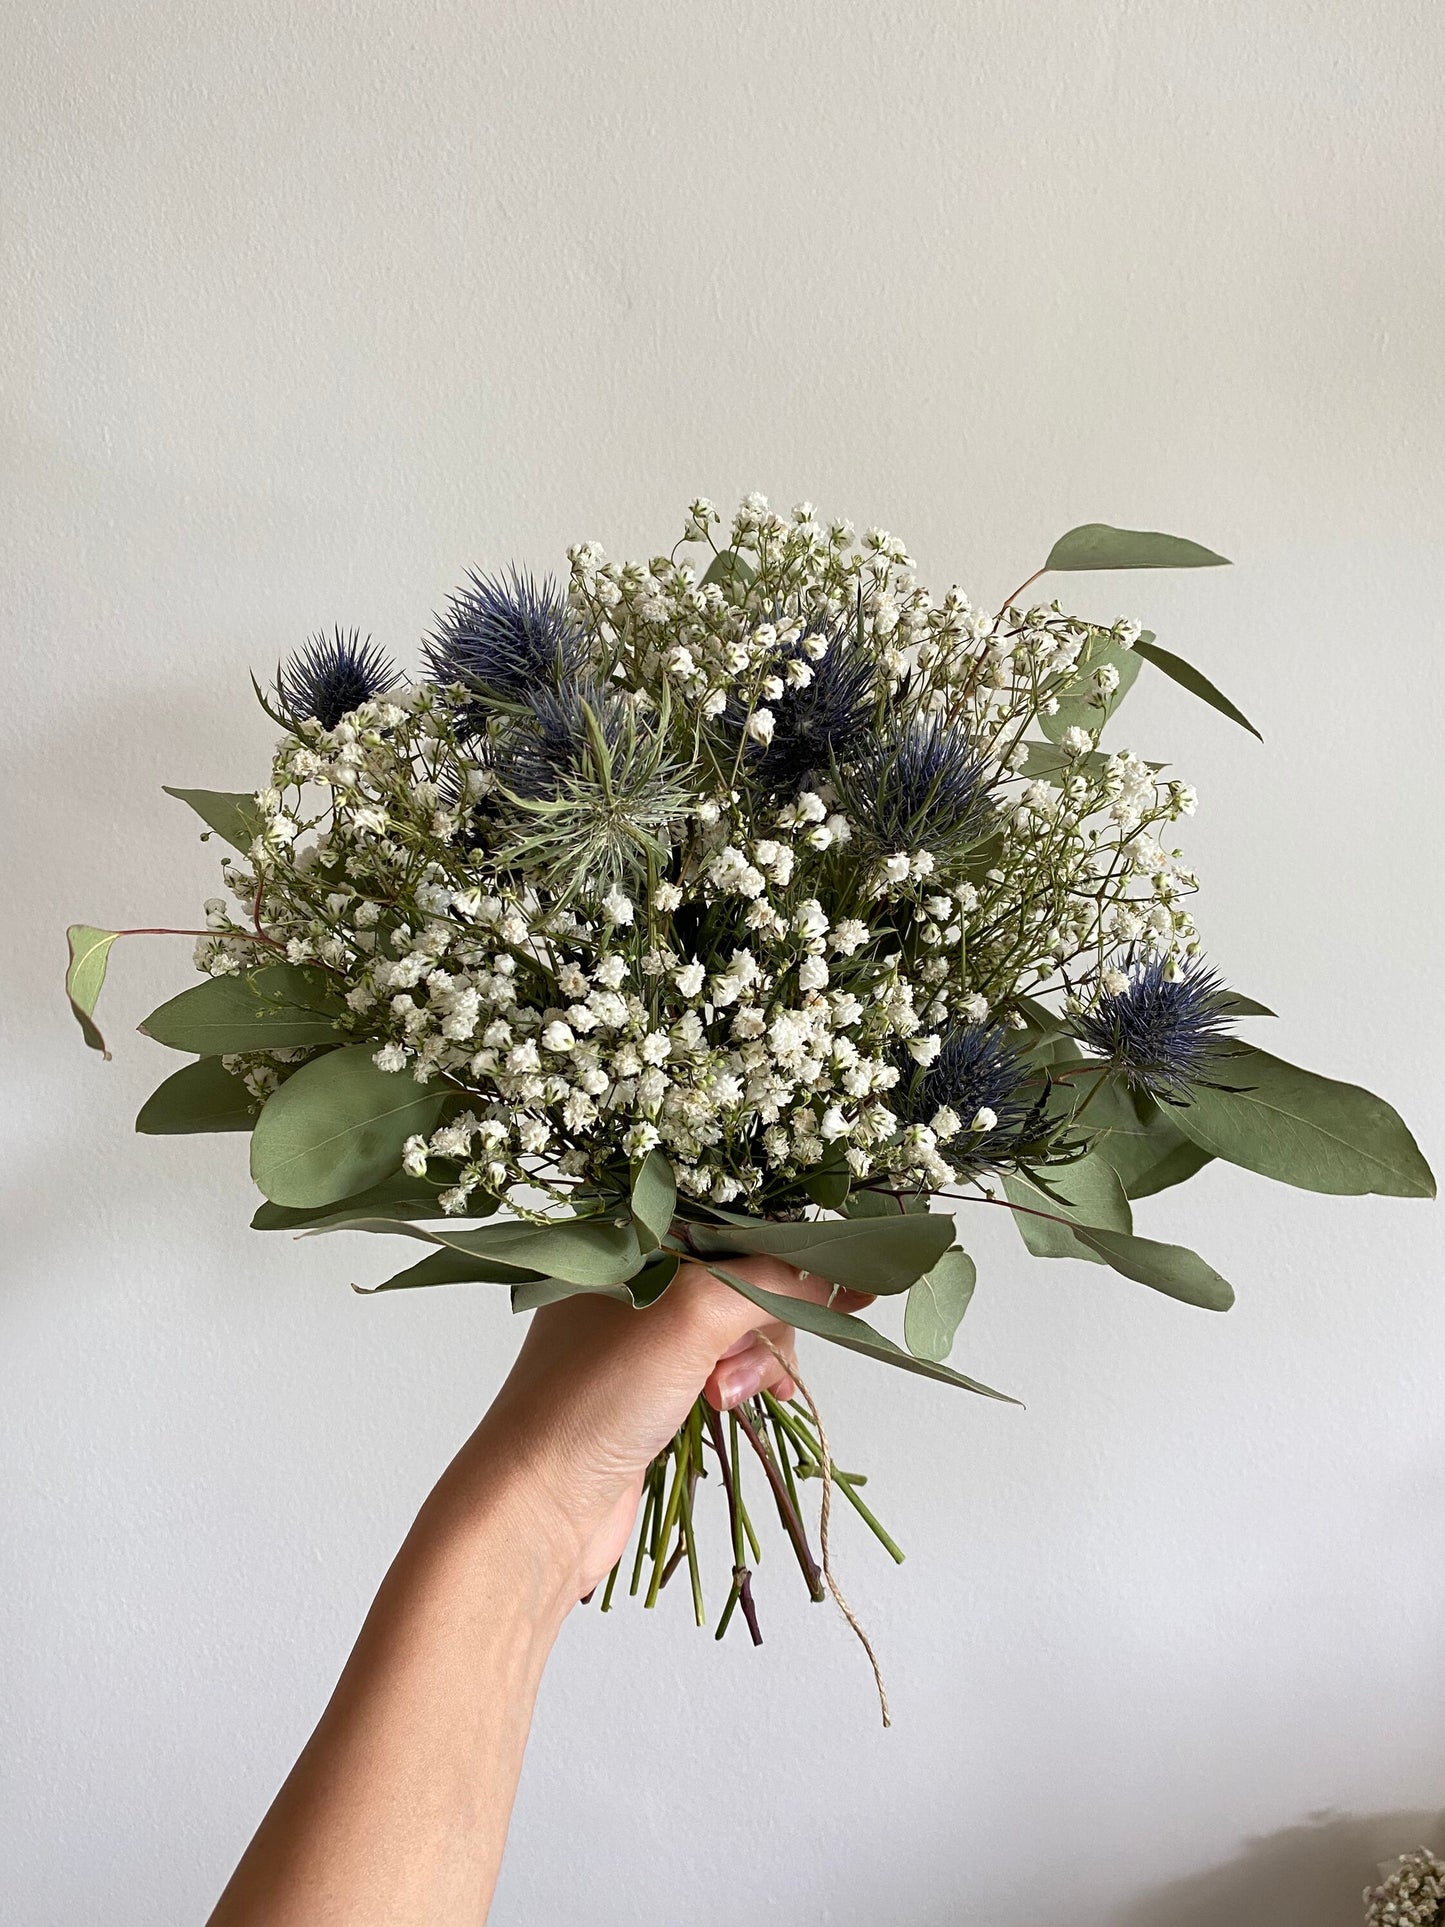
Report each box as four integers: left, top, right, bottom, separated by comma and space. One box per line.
68, 494, 1433, 1681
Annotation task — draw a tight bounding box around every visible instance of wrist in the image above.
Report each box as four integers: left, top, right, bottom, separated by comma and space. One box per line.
414, 1443, 584, 1643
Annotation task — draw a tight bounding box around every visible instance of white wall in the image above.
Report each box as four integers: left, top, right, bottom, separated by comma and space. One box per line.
5, 4, 1443, 1922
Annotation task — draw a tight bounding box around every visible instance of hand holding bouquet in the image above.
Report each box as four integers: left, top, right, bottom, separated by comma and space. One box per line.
69, 495, 1433, 1678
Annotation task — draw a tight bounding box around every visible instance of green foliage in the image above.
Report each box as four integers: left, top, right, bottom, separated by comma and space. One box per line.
688, 1212, 956, 1293
1174, 1046, 1436, 1198
904, 1249, 977, 1362
136, 1057, 255, 1135
1066, 1226, 1234, 1311
161, 786, 259, 851
1039, 632, 1142, 742
65, 925, 119, 1055
705, 1263, 1017, 1400
359, 1249, 544, 1293
698, 548, 756, 590
1003, 1157, 1132, 1262
251, 1167, 480, 1229
1078, 1076, 1214, 1200
1131, 635, 1261, 740
249, 1045, 448, 1207
630, 1150, 677, 1250
140, 966, 343, 1054
334, 1213, 647, 1288
1043, 524, 1231, 572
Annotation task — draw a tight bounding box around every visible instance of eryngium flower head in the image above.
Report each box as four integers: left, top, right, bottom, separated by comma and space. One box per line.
276, 629, 399, 730
735, 627, 877, 792
492, 678, 689, 888
841, 716, 994, 859
425, 567, 583, 702
1075, 956, 1236, 1098
500, 678, 628, 800
899, 1024, 1037, 1158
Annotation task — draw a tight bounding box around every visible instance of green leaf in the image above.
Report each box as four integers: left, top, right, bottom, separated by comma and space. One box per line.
1078, 1078, 1213, 1200
1039, 632, 1142, 743
162, 786, 260, 852
1002, 1158, 1132, 1262
688, 1212, 956, 1294
904, 1248, 977, 1362
1173, 1045, 1436, 1198
249, 1045, 448, 1207
251, 1167, 487, 1230
65, 924, 120, 1056
1068, 1227, 1235, 1311
842, 1188, 931, 1218
136, 1056, 256, 1134
704, 1264, 1018, 1401
1131, 636, 1262, 741
140, 966, 343, 1053
699, 548, 756, 591
1044, 524, 1231, 572
801, 1142, 851, 1211
326, 1213, 647, 1288
358, 1249, 544, 1293
510, 1248, 681, 1314
1216, 990, 1275, 1018
629, 1149, 677, 1250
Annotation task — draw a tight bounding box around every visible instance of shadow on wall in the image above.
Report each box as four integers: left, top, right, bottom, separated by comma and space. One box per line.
1116, 1809, 1445, 1927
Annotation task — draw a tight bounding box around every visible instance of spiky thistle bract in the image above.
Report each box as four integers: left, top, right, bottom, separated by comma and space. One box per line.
276, 629, 398, 731
1075, 956, 1236, 1099
840, 715, 995, 859
426, 567, 583, 702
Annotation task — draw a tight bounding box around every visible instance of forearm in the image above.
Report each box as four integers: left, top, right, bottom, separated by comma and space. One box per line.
208, 1463, 574, 1927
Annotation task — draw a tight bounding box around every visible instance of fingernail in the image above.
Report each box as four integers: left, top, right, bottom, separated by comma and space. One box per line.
717, 1357, 766, 1409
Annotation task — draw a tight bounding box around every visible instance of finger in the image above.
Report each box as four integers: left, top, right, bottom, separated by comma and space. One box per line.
704, 1325, 800, 1411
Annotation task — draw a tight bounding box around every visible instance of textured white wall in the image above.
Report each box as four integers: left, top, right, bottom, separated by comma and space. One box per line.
5, 4, 1443, 1923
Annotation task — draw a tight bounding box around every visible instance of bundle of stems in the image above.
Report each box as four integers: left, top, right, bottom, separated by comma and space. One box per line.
591, 1393, 903, 1645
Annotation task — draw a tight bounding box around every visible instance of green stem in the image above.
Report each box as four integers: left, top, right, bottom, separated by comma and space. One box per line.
599, 1557, 622, 1611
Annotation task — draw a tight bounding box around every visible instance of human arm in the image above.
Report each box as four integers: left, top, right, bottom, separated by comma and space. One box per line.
206, 1257, 865, 1927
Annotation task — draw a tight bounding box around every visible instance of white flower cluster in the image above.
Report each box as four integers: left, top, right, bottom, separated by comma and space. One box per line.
191, 494, 1205, 1216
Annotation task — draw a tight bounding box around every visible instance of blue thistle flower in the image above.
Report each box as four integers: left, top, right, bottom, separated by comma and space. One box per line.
276, 629, 399, 730
1075, 956, 1236, 1098
735, 625, 877, 792
500, 678, 627, 799
901, 1025, 1035, 1147
425, 568, 583, 702
842, 716, 995, 858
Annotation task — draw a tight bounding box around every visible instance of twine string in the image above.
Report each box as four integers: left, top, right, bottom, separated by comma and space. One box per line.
754, 1333, 891, 1729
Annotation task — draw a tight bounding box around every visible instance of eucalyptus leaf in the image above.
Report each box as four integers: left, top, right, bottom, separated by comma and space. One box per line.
65, 924, 120, 1056
327, 1213, 647, 1289
904, 1249, 977, 1362
1068, 1227, 1235, 1311
140, 968, 343, 1054
1044, 524, 1231, 572
1216, 991, 1274, 1019
136, 1056, 256, 1135
1039, 632, 1142, 743
1079, 1078, 1213, 1200
1131, 636, 1261, 741
629, 1149, 677, 1250
510, 1249, 683, 1314
161, 786, 260, 852
699, 548, 756, 591
251, 1167, 483, 1230
1002, 1158, 1131, 1262
843, 1189, 931, 1219
249, 1045, 448, 1207
689, 1212, 955, 1293
801, 1142, 851, 1211
1173, 1046, 1435, 1198
705, 1264, 1018, 1402
359, 1249, 544, 1293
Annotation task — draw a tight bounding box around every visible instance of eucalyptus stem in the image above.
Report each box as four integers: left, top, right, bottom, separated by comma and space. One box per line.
734, 1397, 825, 1603
644, 1446, 685, 1609
764, 1393, 906, 1566
599, 1557, 622, 1612
629, 1462, 660, 1597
